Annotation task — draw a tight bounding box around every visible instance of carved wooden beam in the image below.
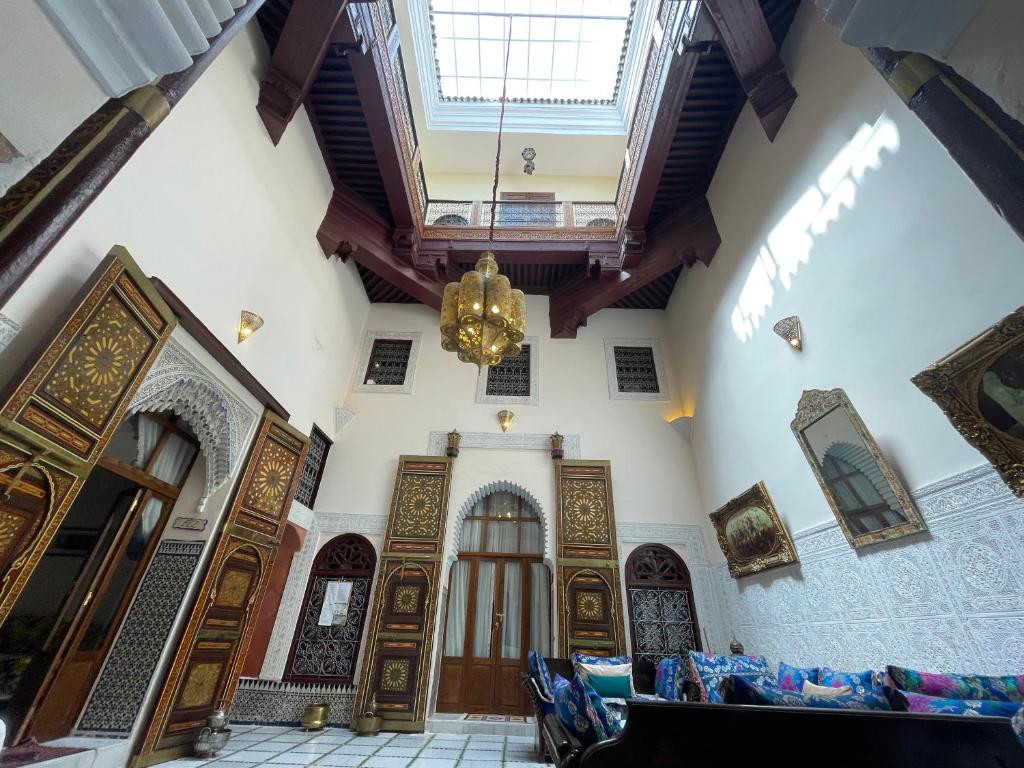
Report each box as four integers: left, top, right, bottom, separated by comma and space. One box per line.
317, 188, 444, 309
549, 198, 720, 338
625, 11, 717, 229
703, 0, 796, 141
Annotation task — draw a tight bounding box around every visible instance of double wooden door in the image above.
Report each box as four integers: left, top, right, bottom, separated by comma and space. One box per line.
437, 555, 545, 715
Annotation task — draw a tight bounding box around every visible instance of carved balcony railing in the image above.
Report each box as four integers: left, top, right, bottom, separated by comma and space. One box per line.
424, 200, 618, 232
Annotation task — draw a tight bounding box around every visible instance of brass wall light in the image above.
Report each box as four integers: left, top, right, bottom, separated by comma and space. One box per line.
238, 310, 264, 343
773, 315, 802, 351
497, 410, 515, 432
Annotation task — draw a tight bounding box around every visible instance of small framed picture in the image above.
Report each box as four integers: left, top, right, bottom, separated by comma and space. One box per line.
711, 482, 798, 578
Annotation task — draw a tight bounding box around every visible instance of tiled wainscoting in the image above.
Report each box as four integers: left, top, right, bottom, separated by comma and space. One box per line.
708, 464, 1024, 673
231, 679, 356, 727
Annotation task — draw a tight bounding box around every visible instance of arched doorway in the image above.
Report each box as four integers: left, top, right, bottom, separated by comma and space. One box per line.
0, 411, 201, 741
437, 490, 550, 715
625, 544, 701, 663
283, 533, 376, 683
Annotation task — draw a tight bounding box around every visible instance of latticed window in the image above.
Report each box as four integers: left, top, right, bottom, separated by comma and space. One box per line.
284, 534, 377, 683
613, 345, 660, 393
364, 339, 412, 385
294, 425, 331, 508
626, 544, 701, 663
486, 344, 531, 398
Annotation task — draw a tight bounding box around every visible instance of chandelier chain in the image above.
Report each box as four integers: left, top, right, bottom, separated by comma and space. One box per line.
488, 17, 514, 245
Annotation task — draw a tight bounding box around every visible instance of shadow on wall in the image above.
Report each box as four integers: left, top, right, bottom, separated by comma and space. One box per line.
730, 113, 901, 343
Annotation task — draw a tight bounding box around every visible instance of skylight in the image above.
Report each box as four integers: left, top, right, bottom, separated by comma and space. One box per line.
429, 0, 634, 103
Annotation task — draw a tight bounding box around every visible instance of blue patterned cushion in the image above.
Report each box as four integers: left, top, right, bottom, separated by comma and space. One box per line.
553, 674, 610, 745
822, 667, 876, 696
528, 650, 553, 699
687, 651, 774, 703
726, 677, 891, 710
571, 652, 630, 677
886, 665, 1024, 703
887, 687, 1023, 718
778, 662, 820, 693
655, 656, 684, 701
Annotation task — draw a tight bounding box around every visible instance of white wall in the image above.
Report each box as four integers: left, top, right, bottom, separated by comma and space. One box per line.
0, 21, 370, 436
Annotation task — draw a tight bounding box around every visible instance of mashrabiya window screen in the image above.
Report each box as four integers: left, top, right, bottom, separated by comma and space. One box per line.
625, 544, 701, 664
364, 339, 413, 385
613, 345, 660, 393
485, 344, 531, 398
294, 425, 331, 508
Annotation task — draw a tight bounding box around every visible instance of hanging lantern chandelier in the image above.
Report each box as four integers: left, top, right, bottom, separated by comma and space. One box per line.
440, 18, 525, 369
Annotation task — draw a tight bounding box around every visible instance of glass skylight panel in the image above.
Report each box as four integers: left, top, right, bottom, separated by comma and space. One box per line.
430, 0, 633, 103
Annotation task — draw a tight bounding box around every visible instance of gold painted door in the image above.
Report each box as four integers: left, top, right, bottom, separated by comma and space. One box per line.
135, 414, 308, 766
0, 245, 176, 626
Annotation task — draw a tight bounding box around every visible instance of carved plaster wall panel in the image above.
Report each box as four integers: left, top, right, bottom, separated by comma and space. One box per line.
128, 337, 258, 509
426, 430, 581, 458
0, 312, 20, 353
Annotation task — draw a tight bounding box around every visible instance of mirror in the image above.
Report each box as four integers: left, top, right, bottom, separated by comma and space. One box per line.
791, 388, 925, 548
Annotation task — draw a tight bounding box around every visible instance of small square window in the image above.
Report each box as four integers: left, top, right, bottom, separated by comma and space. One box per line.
613, 346, 659, 393
486, 344, 531, 398
364, 339, 412, 386
294, 425, 331, 509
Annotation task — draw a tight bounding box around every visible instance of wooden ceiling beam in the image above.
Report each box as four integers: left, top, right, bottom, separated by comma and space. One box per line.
549, 198, 720, 338
703, 0, 796, 141
256, 0, 357, 145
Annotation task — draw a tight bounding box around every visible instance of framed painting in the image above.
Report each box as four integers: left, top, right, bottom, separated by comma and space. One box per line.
913, 306, 1024, 499
710, 481, 798, 578
791, 388, 925, 549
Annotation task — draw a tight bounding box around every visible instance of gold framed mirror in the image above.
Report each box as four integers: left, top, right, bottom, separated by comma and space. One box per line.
791, 388, 925, 549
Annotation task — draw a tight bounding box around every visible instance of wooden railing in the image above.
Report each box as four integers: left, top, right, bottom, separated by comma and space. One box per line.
424, 200, 618, 229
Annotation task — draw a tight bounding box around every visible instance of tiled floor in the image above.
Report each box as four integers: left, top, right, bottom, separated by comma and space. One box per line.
162, 725, 547, 768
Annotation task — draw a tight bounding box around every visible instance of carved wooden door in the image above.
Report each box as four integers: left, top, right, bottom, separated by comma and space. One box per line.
0, 245, 176, 625
136, 414, 308, 765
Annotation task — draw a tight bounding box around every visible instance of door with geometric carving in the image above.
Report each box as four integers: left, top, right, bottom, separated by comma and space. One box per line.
0, 245, 176, 626
284, 533, 376, 683
625, 544, 701, 663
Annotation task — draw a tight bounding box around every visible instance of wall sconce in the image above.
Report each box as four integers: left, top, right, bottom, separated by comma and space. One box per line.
773, 315, 802, 351
669, 416, 693, 442
237, 310, 264, 343
497, 410, 515, 432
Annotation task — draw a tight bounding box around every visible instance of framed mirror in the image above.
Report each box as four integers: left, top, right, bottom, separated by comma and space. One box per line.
791, 388, 925, 549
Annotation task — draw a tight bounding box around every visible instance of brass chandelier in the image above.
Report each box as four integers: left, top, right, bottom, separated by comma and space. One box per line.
439, 18, 525, 369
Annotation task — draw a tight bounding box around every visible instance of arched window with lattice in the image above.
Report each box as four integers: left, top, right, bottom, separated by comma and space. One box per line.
283, 534, 377, 683
625, 544, 701, 663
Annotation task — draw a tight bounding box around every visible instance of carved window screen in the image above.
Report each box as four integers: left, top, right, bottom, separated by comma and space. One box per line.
284, 533, 377, 684
364, 340, 413, 386
625, 544, 701, 663
485, 344, 531, 398
613, 346, 660, 394
294, 425, 331, 508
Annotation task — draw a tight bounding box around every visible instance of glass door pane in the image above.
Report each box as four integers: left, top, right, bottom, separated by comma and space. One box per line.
501, 562, 522, 659
529, 563, 551, 656
443, 561, 470, 656
471, 561, 495, 658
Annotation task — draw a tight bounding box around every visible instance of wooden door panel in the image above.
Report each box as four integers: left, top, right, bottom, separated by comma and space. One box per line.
437, 661, 462, 709
0, 246, 175, 625
496, 664, 521, 709
136, 415, 307, 765
464, 661, 495, 709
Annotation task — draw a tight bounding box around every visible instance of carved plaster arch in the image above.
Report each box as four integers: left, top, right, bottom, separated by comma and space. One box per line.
128, 338, 259, 511
449, 480, 551, 567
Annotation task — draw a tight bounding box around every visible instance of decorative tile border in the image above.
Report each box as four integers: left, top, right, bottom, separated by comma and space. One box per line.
231, 678, 355, 727
474, 336, 540, 406
426, 430, 581, 458
0, 312, 20, 353
351, 331, 423, 395
77, 541, 204, 734
602, 337, 673, 402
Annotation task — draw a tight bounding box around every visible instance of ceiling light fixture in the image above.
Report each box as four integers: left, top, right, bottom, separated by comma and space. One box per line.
522, 147, 536, 175
441, 19, 525, 369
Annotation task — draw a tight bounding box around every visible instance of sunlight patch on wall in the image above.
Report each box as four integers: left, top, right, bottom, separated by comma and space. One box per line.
730, 114, 900, 343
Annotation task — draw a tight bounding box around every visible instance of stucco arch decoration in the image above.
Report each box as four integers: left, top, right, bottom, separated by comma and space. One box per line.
128, 338, 259, 510
449, 480, 551, 566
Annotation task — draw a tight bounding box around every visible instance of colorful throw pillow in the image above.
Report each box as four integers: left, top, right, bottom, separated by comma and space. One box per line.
527, 650, 553, 699
553, 674, 611, 745
803, 680, 852, 698
725, 677, 890, 711
822, 667, 876, 696
778, 662, 820, 693
571, 652, 630, 676
580, 661, 634, 698
886, 665, 1024, 703
887, 687, 1024, 718
687, 651, 774, 703
655, 656, 684, 701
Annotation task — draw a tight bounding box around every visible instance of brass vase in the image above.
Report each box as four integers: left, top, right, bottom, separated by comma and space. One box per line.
355, 714, 381, 736
301, 703, 329, 731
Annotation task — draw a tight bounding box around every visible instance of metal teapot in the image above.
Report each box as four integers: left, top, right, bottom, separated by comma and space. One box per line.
207, 699, 231, 730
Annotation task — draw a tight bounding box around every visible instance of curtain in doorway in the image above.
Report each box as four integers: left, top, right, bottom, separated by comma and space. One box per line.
501, 562, 521, 658
530, 563, 550, 656
471, 562, 495, 657
444, 561, 470, 656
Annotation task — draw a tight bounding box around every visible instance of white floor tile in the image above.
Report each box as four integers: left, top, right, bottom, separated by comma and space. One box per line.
321, 746, 377, 758
204, 762, 262, 768
289, 743, 339, 753
306, 735, 354, 745
409, 759, 457, 768
459, 750, 502, 761
418, 747, 463, 758
454, 761, 493, 768
269, 734, 315, 743
362, 758, 413, 768
348, 736, 393, 746
266, 752, 322, 764
376, 747, 419, 758
312, 757, 364, 768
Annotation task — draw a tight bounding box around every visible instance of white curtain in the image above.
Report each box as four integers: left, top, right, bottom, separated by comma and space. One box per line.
462, 519, 483, 551
486, 521, 517, 553
501, 562, 522, 658
530, 563, 551, 656
521, 521, 543, 555
444, 561, 470, 656
472, 561, 495, 657
135, 414, 162, 468
149, 432, 197, 486
136, 496, 165, 545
